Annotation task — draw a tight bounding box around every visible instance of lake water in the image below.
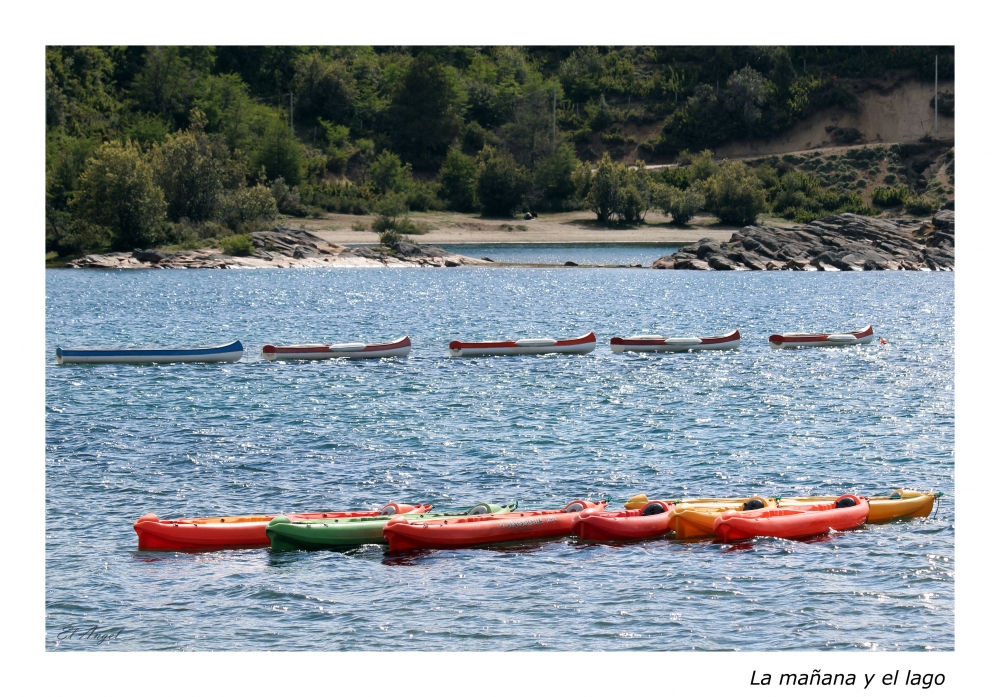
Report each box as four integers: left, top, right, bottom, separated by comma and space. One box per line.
438, 243, 682, 266
45, 257, 954, 651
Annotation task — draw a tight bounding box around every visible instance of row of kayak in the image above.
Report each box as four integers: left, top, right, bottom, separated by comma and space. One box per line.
133, 489, 939, 552
57, 326, 877, 364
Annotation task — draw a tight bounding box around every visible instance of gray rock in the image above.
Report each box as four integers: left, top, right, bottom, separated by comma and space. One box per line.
132, 249, 167, 263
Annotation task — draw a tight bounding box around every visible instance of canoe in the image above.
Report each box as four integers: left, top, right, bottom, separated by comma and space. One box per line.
768, 325, 875, 348
778, 489, 940, 523
713, 494, 869, 542
610, 329, 741, 353
57, 340, 243, 365
667, 497, 779, 540
261, 336, 411, 361
449, 332, 597, 357
134, 502, 430, 550
384, 500, 607, 551
571, 500, 676, 542
266, 502, 516, 551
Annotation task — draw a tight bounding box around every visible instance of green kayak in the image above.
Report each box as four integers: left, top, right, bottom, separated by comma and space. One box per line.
265, 502, 515, 551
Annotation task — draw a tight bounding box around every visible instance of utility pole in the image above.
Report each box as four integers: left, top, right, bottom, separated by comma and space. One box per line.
289, 91, 294, 130
553, 84, 557, 150
934, 55, 938, 134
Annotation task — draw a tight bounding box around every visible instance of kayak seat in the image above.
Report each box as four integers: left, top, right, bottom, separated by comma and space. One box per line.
835, 496, 858, 508
564, 502, 585, 513
468, 505, 490, 515
641, 502, 666, 516
743, 498, 766, 511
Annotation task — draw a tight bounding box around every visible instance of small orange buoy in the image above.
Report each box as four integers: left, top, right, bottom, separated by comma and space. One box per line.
880, 337, 888, 344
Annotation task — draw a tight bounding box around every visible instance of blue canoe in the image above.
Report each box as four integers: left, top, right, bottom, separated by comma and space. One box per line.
56, 340, 244, 365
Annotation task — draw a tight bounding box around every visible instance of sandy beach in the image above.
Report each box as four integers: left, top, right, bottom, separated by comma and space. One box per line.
282, 210, 773, 246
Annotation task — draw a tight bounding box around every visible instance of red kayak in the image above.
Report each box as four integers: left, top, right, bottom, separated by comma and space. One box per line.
384, 500, 606, 551
571, 500, 676, 541
134, 502, 430, 550
713, 495, 869, 542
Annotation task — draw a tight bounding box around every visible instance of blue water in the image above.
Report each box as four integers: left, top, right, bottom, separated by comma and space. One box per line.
438, 243, 682, 266
45, 263, 954, 651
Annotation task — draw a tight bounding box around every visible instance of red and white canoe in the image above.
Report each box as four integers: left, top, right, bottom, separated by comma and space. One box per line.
610, 329, 741, 353
768, 325, 874, 349
449, 331, 597, 357
261, 336, 411, 360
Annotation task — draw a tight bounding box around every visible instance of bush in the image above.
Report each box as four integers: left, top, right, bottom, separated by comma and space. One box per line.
350, 220, 368, 231
405, 181, 443, 212
701, 160, 767, 225
70, 139, 166, 250
269, 177, 309, 216
871, 186, 910, 208
378, 229, 404, 249
905, 196, 937, 216
220, 234, 255, 256
679, 149, 719, 181
439, 148, 478, 212
657, 184, 705, 225
475, 146, 532, 216
534, 142, 581, 211
367, 150, 412, 195
251, 120, 304, 186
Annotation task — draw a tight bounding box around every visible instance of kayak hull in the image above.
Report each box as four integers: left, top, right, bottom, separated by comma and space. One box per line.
266, 503, 515, 550
610, 330, 741, 353
714, 495, 869, 542
57, 340, 243, 365
134, 503, 429, 550
261, 336, 411, 361
384, 501, 606, 551
769, 325, 875, 348
449, 332, 596, 357
667, 498, 778, 539
571, 502, 675, 541
779, 490, 938, 523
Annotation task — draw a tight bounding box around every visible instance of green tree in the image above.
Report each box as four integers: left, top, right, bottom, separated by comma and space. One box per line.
366, 150, 412, 195
439, 147, 478, 212
386, 53, 464, 171
70, 140, 166, 249
701, 160, 767, 225
534, 141, 580, 210
251, 118, 304, 185
475, 146, 531, 216
292, 52, 356, 127
657, 184, 705, 225
220, 184, 278, 233
724, 67, 773, 136
680, 149, 719, 181
131, 46, 205, 127
585, 153, 626, 222
151, 111, 246, 222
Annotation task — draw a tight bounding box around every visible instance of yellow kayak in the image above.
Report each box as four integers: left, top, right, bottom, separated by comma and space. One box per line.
778, 490, 940, 523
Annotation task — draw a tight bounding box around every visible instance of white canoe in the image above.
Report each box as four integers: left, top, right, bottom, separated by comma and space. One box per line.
261, 336, 411, 360
56, 340, 244, 365
449, 331, 597, 357
609, 329, 741, 353
769, 325, 875, 348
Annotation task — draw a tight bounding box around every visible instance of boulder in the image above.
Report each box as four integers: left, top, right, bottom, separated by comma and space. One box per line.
564, 261, 579, 266
673, 258, 711, 270
132, 249, 167, 263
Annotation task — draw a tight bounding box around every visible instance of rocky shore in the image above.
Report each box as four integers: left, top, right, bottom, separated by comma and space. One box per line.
652, 208, 954, 271
65, 227, 491, 270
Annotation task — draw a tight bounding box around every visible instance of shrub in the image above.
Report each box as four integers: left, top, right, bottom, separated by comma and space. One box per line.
583, 154, 654, 223
701, 160, 767, 226
70, 139, 166, 250
378, 229, 404, 249
350, 220, 368, 231
657, 184, 704, 225
904, 196, 937, 216
269, 177, 309, 216
871, 186, 910, 208
534, 142, 581, 211
882, 173, 897, 185
679, 149, 719, 181
251, 120, 304, 186
475, 146, 532, 216
438, 147, 478, 212
220, 234, 255, 256
405, 181, 443, 212
367, 150, 412, 195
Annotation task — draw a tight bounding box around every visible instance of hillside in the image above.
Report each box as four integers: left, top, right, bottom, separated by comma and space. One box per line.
45, 46, 955, 260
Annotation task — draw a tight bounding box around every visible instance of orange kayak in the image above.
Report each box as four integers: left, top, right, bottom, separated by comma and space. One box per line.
384, 500, 606, 552
713, 495, 869, 542
134, 502, 430, 550
571, 501, 676, 542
